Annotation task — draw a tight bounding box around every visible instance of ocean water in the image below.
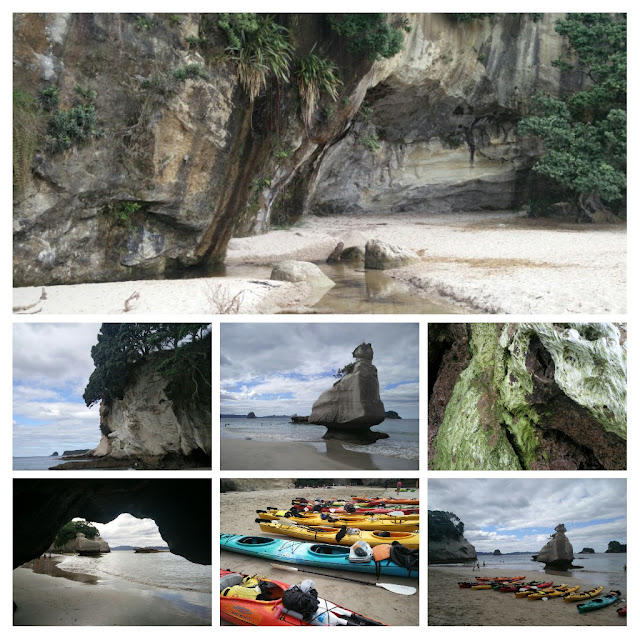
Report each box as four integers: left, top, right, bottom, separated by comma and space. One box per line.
220, 417, 419, 462
12, 455, 93, 470
440, 552, 627, 590
55, 550, 212, 618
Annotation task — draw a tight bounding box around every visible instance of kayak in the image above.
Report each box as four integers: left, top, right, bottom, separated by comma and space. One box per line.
220, 570, 387, 626
256, 510, 419, 532
500, 581, 552, 593
351, 497, 419, 505
577, 590, 621, 613
312, 506, 419, 515
563, 586, 604, 602
528, 585, 579, 600
476, 576, 526, 582
257, 520, 420, 549
220, 534, 419, 578
515, 583, 565, 598
261, 508, 419, 522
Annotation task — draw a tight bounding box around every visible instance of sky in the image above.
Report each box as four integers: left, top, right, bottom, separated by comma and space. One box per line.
13, 323, 102, 457
82, 514, 166, 548
428, 478, 627, 554
220, 323, 419, 418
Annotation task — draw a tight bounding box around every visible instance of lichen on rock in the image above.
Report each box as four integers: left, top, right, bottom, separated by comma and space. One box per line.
430, 323, 627, 470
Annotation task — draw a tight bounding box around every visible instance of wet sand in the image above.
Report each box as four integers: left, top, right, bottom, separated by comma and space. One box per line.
220, 485, 419, 626
220, 439, 418, 471
428, 565, 626, 626
13, 562, 211, 625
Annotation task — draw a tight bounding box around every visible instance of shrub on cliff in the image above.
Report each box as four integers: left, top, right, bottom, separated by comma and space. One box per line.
83, 323, 211, 408
519, 13, 626, 220
54, 520, 99, 547
428, 510, 465, 541
327, 14, 407, 60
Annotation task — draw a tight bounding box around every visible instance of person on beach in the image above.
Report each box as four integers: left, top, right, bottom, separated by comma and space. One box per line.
396, 481, 402, 494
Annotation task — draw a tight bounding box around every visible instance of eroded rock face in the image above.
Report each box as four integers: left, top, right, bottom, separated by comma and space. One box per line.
428, 536, 477, 564
13, 479, 212, 567
94, 359, 211, 461
307, 13, 588, 215
309, 342, 386, 439
535, 524, 574, 570
58, 532, 110, 554
429, 323, 627, 470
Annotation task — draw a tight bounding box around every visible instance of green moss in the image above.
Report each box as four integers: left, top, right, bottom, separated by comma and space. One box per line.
432, 324, 522, 470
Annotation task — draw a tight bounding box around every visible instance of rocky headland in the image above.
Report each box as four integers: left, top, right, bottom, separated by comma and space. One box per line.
428, 510, 477, 564
606, 541, 627, 553
309, 342, 387, 443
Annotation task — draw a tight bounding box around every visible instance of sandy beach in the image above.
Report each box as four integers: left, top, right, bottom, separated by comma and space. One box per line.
13, 211, 626, 315
13, 558, 211, 625
220, 439, 419, 471
428, 565, 626, 626
220, 485, 420, 626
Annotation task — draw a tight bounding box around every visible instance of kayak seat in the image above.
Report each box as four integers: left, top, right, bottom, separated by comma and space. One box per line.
220, 573, 244, 593
237, 536, 274, 545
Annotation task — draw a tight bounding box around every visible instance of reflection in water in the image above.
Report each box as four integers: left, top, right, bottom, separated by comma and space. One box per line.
23, 556, 99, 584
225, 261, 457, 314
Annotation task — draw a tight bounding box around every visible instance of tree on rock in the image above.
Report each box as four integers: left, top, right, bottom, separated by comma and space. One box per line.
54, 520, 99, 548
519, 14, 626, 221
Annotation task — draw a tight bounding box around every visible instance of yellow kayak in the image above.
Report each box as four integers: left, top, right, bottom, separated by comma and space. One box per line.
257, 520, 420, 549
528, 585, 579, 600
256, 510, 419, 532
563, 586, 604, 602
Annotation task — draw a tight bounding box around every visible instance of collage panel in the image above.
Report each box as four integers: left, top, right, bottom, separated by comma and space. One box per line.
428, 322, 627, 470
13, 322, 212, 471
220, 322, 419, 471
427, 478, 627, 626
13, 478, 212, 626
220, 478, 419, 626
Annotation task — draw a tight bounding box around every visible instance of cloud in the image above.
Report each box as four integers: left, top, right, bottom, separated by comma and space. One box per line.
220, 323, 419, 417
429, 478, 627, 553
90, 513, 166, 547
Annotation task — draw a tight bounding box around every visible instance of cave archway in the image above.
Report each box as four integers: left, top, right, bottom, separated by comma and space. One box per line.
13, 479, 211, 568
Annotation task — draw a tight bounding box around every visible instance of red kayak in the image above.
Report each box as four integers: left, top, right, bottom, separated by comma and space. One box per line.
220, 570, 387, 626
500, 581, 553, 593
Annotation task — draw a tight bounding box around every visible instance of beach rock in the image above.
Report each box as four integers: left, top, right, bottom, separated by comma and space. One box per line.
364, 240, 421, 270
606, 541, 627, 553
340, 246, 365, 261
580, 547, 595, 553
309, 342, 386, 440
51, 451, 59, 457
13, 479, 211, 567
535, 523, 574, 570
57, 532, 110, 554
493, 549, 502, 555
247, 412, 256, 419
385, 410, 402, 419
326, 242, 344, 263
270, 261, 335, 288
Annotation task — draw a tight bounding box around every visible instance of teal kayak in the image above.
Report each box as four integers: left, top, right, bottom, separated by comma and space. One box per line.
220, 534, 419, 578
577, 590, 621, 613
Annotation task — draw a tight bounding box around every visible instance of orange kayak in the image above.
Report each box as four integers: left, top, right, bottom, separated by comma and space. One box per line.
220, 570, 386, 626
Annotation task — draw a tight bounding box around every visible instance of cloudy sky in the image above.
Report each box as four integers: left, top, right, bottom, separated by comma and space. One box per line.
429, 478, 627, 553
220, 323, 419, 417
13, 323, 102, 457
84, 514, 166, 548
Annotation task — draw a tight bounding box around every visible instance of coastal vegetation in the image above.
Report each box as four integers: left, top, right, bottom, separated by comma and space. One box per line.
83, 323, 211, 409
54, 519, 99, 547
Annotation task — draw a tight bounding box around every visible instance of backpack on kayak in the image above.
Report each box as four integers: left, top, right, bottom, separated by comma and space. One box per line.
349, 540, 373, 564
389, 541, 419, 577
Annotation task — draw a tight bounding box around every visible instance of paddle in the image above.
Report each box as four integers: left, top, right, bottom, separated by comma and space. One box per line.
269, 563, 417, 596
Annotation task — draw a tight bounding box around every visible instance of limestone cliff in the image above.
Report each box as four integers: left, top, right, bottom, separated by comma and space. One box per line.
14, 13, 587, 286
429, 323, 627, 470
309, 342, 386, 440
88, 357, 212, 465
428, 510, 477, 563
57, 533, 110, 554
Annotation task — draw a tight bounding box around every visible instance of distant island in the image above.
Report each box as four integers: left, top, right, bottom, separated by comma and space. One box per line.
221, 414, 290, 419
112, 545, 170, 551
579, 547, 595, 554
606, 541, 627, 553
385, 410, 402, 419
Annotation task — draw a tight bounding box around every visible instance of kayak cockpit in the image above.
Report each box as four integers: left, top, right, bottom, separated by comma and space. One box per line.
308, 544, 349, 556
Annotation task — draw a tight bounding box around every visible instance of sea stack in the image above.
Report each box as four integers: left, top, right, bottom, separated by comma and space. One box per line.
309, 342, 386, 441
535, 523, 574, 569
